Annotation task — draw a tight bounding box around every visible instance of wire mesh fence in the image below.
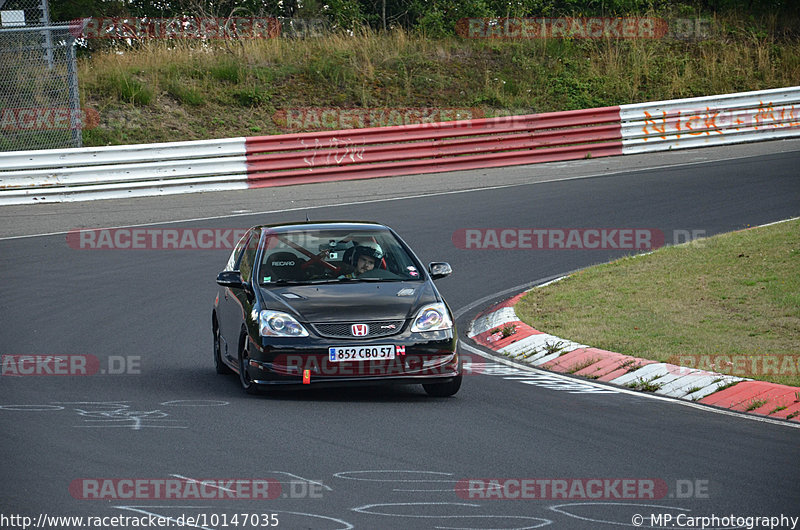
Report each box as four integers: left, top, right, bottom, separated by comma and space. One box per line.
0, 0, 51, 27
1, 0, 84, 151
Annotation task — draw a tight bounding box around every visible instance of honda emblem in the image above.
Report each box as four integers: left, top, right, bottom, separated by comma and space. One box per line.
351, 324, 369, 336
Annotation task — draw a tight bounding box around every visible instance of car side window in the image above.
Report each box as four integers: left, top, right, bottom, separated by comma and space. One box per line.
238, 229, 261, 283
224, 230, 252, 272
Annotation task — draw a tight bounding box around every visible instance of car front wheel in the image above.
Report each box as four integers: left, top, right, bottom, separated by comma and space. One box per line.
238, 335, 260, 395
213, 320, 233, 375
422, 374, 462, 397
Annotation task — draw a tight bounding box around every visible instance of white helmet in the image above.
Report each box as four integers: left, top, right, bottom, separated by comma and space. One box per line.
352, 241, 383, 264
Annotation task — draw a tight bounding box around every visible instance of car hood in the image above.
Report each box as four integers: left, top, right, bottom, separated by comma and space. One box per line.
260, 281, 439, 322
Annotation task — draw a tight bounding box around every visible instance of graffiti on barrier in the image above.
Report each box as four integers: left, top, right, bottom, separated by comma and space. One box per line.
639, 102, 800, 140
300, 137, 367, 169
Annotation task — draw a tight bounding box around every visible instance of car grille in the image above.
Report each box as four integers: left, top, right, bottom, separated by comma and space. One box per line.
311, 320, 405, 339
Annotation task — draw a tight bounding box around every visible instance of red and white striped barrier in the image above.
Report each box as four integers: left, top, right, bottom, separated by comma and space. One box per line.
469, 288, 800, 422
1, 87, 798, 205
244, 106, 622, 188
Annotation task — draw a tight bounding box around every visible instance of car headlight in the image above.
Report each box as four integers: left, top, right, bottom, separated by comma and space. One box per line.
411, 303, 453, 332
259, 310, 309, 337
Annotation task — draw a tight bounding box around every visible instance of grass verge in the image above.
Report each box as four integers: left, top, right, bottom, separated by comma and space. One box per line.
515, 219, 800, 387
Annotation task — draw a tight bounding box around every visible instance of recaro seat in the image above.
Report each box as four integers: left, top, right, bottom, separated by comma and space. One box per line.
263, 251, 305, 281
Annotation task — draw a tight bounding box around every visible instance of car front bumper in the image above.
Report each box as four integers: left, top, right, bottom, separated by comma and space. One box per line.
245, 330, 459, 386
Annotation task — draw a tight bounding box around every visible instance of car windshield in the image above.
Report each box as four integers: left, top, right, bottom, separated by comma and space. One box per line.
257, 228, 424, 285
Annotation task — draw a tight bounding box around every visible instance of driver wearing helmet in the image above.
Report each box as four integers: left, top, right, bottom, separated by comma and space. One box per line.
345, 241, 383, 278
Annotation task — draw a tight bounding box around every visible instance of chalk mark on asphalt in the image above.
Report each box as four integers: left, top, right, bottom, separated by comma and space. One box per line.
549, 502, 695, 528
334, 470, 457, 483
0, 400, 231, 429
352, 502, 552, 529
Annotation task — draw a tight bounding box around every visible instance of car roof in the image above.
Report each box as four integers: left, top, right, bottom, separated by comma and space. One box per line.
251, 221, 390, 233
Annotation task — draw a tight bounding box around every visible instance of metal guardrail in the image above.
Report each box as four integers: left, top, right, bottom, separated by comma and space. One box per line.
0, 138, 250, 203
0, 87, 798, 205
0, 137, 247, 170
245, 107, 622, 187
620, 86, 800, 153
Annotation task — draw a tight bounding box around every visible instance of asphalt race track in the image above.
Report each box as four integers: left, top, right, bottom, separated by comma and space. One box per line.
1, 141, 799, 529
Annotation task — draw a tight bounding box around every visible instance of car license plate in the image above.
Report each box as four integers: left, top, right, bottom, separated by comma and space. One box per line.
329, 345, 395, 362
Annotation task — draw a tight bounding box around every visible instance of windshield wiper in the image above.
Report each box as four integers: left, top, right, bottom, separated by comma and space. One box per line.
260, 279, 314, 286
262, 277, 404, 285
341, 276, 404, 282
262, 278, 355, 286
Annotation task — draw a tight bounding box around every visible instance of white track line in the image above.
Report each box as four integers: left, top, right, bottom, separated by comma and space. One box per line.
462, 342, 800, 429
457, 215, 800, 429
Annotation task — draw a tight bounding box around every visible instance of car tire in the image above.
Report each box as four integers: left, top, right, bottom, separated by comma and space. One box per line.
238, 334, 260, 395
422, 374, 462, 397
213, 320, 233, 375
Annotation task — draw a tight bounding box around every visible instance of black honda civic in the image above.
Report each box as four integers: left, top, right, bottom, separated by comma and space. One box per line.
212, 221, 461, 396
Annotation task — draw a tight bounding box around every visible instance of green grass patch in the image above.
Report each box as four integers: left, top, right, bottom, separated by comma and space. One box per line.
93, 70, 153, 106
716, 381, 741, 392
567, 358, 599, 374
208, 60, 242, 84
744, 399, 768, 411
232, 86, 272, 107
492, 324, 517, 338
515, 220, 800, 387
165, 81, 205, 106
626, 376, 664, 392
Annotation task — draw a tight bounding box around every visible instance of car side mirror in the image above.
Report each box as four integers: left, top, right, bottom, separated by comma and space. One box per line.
428, 262, 452, 280
216, 270, 245, 289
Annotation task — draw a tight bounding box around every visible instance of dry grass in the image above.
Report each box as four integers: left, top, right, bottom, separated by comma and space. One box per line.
76, 15, 800, 146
